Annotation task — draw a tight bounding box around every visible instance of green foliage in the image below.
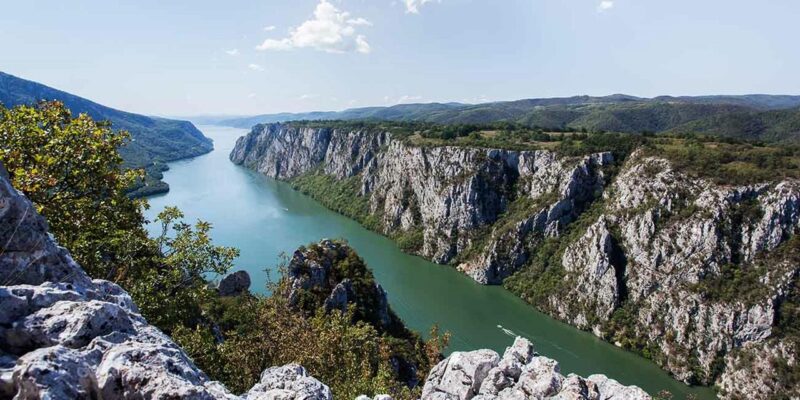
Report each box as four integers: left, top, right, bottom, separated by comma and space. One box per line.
396, 229, 424, 253
127, 162, 170, 198
131, 207, 239, 333
174, 294, 446, 399
503, 236, 565, 307
645, 138, 800, 185
172, 244, 451, 399
0, 101, 152, 280
290, 173, 380, 230
666, 106, 800, 143
690, 263, 769, 305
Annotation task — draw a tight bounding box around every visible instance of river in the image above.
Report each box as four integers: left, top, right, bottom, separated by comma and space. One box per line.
144, 125, 715, 399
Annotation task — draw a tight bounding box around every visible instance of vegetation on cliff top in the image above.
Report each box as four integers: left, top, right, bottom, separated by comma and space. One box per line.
280, 119, 800, 186
222, 94, 800, 144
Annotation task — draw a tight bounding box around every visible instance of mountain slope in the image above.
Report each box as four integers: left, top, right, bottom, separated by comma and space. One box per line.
219, 94, 800, 143
0, 71, 213, 195
219, 103, 465, 129
667, 106, 800, 143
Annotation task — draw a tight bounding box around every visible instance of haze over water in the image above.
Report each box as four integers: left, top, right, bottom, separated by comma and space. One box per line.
145, 125, 715, 399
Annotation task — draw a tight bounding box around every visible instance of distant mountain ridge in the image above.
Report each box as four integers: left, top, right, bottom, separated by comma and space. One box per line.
220, 94, 800, 143
0, 71, 214, 195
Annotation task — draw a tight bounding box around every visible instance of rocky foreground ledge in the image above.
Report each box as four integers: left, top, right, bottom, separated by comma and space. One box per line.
423, 337, 650, 400
0, 163, 650, 399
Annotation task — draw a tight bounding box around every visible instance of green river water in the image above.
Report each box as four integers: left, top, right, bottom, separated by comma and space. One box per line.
144, 125, 715, 399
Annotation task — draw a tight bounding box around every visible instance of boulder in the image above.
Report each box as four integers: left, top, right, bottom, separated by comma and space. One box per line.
218, 270, 251, 296
244, 364, 332, 400
421, 337, 650, 400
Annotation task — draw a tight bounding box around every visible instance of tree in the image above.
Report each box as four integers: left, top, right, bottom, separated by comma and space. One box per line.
0, 101, 238, 333
132, 207, 239, 332
0, 101, 152, 280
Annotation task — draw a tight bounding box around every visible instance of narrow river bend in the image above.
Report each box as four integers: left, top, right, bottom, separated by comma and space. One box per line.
145, 125, 715, 399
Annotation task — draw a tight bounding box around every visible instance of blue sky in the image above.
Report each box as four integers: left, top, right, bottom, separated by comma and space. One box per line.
1, 0, 798, 116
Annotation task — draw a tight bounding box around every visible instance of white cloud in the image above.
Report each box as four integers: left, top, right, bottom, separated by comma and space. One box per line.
385, 95, 424, 104
463, 94, 489, 104
248, 63, 265, 71
225, 48, 239, 56
404, 0, 439, 14
298, 94, 319, 100
248, 93, 257, 98
398, 95, 423, 103
263, 25, 276, 31
597, 1, 614, 12
256, 0, 372, 54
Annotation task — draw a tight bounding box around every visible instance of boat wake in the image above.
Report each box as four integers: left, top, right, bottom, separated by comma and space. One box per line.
497, 324, 517, 338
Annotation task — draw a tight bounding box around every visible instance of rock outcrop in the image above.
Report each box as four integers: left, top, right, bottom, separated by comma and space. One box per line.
231, 123, 800, 399
284, 239, 393, 329
218, 270, 252, 297
0, 164, 331, 400
422, 337, 650, 400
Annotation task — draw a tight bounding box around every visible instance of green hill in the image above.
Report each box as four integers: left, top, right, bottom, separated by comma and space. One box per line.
0, 71, 213, 196
220, 94, 800, 143
667, 107, 800, 143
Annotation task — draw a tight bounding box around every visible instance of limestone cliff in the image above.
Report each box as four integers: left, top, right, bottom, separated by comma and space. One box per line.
231, 123, 800, 399
231, 124, 611, 279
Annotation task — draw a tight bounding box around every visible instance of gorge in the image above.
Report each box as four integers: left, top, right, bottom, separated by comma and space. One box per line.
229, 122, 800, 399
142, 125, 716, 398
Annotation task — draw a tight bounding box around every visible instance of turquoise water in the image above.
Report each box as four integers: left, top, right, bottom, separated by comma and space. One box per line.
144, 125, 715, 399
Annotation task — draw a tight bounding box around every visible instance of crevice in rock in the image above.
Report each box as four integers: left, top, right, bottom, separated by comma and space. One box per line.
608, 233, 629, 304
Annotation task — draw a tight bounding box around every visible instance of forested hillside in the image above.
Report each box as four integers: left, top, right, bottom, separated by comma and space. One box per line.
220, 94, 800, 143
0, 71, 213, 195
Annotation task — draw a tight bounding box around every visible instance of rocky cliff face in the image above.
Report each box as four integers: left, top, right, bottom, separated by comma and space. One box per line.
231, 124, 612, 281
232, 123, 800, 399
549, 157, 800, 389
0, 164, 331, 400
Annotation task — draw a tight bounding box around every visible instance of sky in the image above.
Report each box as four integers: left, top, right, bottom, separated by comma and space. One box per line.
1, 0, 799, 116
